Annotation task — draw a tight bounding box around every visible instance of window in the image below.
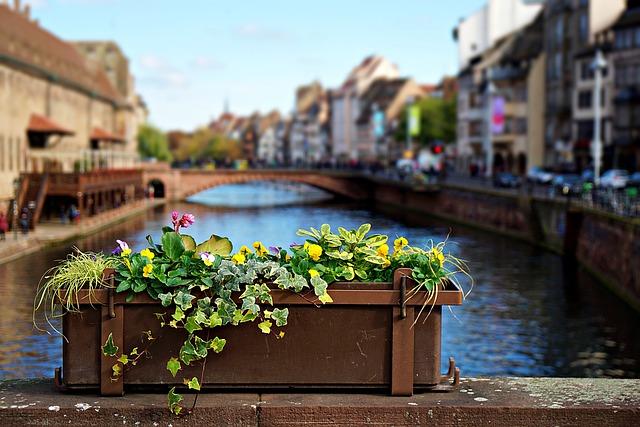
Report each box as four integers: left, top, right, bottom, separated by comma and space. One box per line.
579, 13, 588, 42
554, 52, 562, 79
555, 17, 564, 45
578, 90, 592, 109
581, 61, 594, 80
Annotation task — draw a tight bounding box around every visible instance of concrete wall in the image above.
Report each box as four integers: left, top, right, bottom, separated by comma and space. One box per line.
371, 180, 640, 312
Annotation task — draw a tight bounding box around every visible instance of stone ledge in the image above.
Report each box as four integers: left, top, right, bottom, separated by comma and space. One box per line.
1, 377, 639, 426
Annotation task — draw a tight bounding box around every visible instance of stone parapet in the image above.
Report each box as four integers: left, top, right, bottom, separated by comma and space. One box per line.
1, 377, 638, 426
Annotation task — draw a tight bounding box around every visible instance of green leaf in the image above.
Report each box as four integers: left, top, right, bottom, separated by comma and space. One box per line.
161, 232, 186, 262
196, 234, 233, 256
258, 320, 272, 334
209, 312, 223, 328
168, 387, 183, 414
210, 337, 226, 353
185, 377, 201, 391
318, 292, 334, 304
158, 292, 173, 307
356, 223, 371, 239
271, 308, 289, 327
174, 291, 196, 310
181, 234, 196, 251
184, 316, 203, 334
101, 333, 118, 357
117, 354, 129, 365
172, 306, 185, 321
310, 275, 328, 297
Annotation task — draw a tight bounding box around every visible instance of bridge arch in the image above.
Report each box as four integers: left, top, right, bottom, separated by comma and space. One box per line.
176, 170, 373, 201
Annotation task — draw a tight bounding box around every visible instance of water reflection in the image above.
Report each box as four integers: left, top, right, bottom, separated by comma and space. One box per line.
0, 182, 638, 380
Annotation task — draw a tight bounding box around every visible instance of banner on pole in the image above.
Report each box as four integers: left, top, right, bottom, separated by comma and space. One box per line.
409, 105, 420, 136
492, 96, 505, 134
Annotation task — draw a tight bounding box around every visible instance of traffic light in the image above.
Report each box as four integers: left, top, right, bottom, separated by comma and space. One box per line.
432, 143, 443, 154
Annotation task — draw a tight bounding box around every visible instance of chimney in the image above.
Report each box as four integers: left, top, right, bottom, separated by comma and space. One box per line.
13, 0, 20, 13
23, 3, 29, 18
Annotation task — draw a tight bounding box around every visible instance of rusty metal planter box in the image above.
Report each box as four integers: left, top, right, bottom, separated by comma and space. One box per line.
56, 268, 463, 396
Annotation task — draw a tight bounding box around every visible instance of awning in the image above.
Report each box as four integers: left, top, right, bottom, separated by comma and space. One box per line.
27, 113, 75, 135
90, 126, 125, 143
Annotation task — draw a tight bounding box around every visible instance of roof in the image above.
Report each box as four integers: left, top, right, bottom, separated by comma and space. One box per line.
27, 114, 75, 135
90, 126, 124, 142
356, 78, 409, 125
0, 4, 124, 104
612, 6, 640, 29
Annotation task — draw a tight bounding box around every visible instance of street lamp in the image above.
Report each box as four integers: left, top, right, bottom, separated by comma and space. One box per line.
592, 49, 607, 186
12, 177, 20, 241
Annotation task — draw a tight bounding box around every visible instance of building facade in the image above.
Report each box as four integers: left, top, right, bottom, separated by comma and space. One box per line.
330, 55, 399, 162
0, 3, 141, 212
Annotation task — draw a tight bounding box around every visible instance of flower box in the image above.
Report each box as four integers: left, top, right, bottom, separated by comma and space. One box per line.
55, 268, 463, 397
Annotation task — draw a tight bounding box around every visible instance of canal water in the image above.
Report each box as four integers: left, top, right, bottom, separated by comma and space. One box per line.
1, 182, 639, 381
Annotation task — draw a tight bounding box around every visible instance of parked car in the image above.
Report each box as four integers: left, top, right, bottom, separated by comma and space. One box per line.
493, 172, 522, 188
600, 169, 630, 189
626, 171, 640, 188
551, 173, 581, 196
526, 166, 554, 184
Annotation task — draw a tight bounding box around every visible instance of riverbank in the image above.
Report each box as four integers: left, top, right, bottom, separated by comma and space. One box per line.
1, 377, 638, 426
0, 199, 165, 266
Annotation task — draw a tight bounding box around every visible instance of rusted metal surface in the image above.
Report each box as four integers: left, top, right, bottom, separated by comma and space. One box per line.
59, 268, 463, 395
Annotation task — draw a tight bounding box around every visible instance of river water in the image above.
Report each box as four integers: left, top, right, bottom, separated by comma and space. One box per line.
1, 182, 639, 381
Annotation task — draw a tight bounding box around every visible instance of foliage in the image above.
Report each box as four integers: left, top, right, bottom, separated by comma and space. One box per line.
33, 249, 119, 337
34, 212, 471, 415
137, 123, 173, 162
172, 127, 242, 164
395, 96, 457, 148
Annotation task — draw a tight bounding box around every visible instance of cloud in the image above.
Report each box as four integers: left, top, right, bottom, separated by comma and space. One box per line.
137, 54, 187, 87
233, 24, 292, 41
192, 56, 224, 70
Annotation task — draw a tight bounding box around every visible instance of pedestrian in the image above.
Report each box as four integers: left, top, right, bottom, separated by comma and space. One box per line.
19, 209, 29, 235
0, 212, 8, 240
60, 205, 66, 224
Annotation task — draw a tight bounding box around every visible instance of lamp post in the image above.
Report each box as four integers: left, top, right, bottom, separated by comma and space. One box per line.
592, 49, 607, 187
484, 68, 495, 179
406, 97, 414, 155
12, 177, 20, 241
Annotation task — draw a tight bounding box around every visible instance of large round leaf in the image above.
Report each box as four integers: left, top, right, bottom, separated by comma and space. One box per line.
196, 234, 232, 256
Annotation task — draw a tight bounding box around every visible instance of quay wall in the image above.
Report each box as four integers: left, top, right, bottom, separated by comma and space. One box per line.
371, 180, 640, 313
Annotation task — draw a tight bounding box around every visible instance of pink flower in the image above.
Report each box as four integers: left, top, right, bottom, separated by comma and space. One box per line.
171, 212, 195, 233
180, 213, 195, 228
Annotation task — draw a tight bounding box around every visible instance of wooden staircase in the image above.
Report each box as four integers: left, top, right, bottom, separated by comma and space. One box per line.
7, 173, 49, 230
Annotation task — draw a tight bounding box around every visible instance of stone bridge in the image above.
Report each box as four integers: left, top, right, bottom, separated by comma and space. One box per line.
141, 163, 376, 201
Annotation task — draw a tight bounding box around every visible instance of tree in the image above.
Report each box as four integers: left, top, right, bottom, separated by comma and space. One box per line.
395, 96, 457, 148
172, 127, 242, 165
137, 124, 172, 162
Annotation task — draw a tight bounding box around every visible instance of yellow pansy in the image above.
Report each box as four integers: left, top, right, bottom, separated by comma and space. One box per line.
307, 244, 323, 261
232, 253, 246, 264
393, 237, 408, 253
239, 245, 253, 256
143, 264, 153, 278
309, 269, 319, 278
252, 241, 268, 256
376, 243, 389, 257
382, 258, 391, 268
431, 247, 444, 267
140, 248, 155, 260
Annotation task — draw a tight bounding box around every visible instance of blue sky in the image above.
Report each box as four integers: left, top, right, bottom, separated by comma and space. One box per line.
28, 0, 486, 131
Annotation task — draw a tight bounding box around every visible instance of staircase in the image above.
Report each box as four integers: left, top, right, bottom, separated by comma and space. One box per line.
7, 173, 49, 230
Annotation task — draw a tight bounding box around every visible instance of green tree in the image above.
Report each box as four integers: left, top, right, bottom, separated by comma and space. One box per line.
395, 96, 457, 148
137, 124, 172, 162
172, 128, 242, 165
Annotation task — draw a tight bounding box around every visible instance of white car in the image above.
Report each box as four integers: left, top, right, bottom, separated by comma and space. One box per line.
599, 169, 630, 188
526, 166, 554, 184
